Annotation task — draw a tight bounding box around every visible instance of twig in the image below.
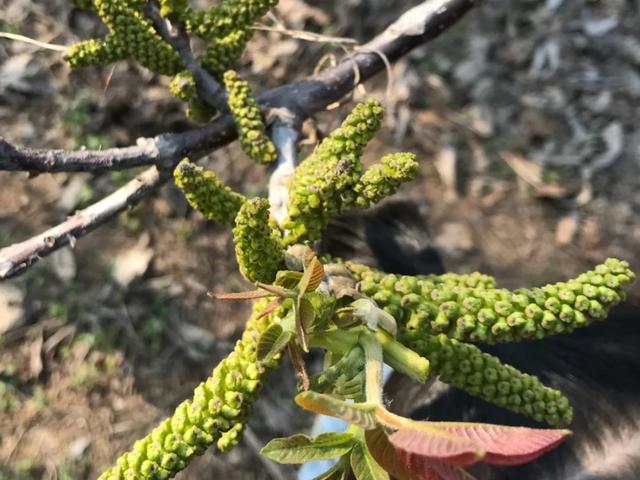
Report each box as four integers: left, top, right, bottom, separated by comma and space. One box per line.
0, 32, 68, 51
145, 1, 228, 112
251, 24, 357, 45
268, 108, 302, 225
0, 0, 479, 279
0, 167, 168, 278
0, 137, 164, 173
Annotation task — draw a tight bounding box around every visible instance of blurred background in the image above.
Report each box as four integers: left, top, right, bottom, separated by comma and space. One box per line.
1, 0, 639, 478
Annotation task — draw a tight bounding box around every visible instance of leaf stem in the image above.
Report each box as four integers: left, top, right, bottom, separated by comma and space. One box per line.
360, 333, 384, 405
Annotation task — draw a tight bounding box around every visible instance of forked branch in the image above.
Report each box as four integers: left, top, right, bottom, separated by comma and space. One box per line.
0, 0, 478, 279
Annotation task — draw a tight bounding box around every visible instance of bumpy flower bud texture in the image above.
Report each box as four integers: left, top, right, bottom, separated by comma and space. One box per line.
233, 198, 285, 283
98, 300, 284, 480
173, 159, 246, 225
223, 70, 277, 164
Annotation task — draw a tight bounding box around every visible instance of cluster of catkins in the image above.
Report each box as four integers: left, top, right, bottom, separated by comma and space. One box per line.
173, 99, 419, 283
281, 98, 419, 244
348, 258, 635, 425
66, 0, 277, 125
66, 0, 183, 75
98, 300, 283, 480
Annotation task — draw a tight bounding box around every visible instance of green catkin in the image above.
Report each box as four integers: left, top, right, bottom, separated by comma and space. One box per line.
201, 29, 250, 78
98, 300, 283, 480
169, 71, 196, 101
354, 153, 419, 208
66, 36, 122, 69
282, 98, 384, 244
354, 258, 635, 344
223, 70, 277, 164
232, 198, 285, 283
66, 0, 183, 75
185, 0, 278, 40
402, 333, 573, 426
173, 159, 246, 224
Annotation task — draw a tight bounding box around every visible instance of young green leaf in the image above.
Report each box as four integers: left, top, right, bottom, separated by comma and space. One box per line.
295, 391, 378, 429
256, 323, 293, 362
350, 441, 389, 480
260, 432, 355, 464
311, 456, 351, 480
299, 297, 317, 330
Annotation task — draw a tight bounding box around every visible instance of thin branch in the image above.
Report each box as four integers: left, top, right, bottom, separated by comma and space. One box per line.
0, 137, 164, 173
268, 108, 302, 225
145, 1, 228, 111
0, 0, 478, 280
0, 167, 167, 278
0, 32, 68, 51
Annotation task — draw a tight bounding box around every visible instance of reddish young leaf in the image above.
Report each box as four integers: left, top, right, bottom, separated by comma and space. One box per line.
304, 257, 325, 293
365, 428, 414, 480
366, 426, 478, 480
389, 426, 484, 468
433, 422, 571, 466
210, 290, 272, 300
256, 298, 283, 319
427, 461, 477, 480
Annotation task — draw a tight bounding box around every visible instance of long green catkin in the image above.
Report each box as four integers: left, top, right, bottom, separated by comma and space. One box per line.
354, 258, 635, 344
400, 333, 573, 426
98, 300, 283, 480
223, 70, 277, 164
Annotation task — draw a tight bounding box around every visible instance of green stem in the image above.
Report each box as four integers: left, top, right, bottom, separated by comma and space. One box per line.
374, 329, 430, 383
308, 328, 361, 353
308, 327, 430, 384
360, 333, 384, 405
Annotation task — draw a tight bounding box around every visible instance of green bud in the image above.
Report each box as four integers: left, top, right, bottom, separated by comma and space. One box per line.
232, 198, 285, 283
223, 70, 277, 164
174, 159, 246, 224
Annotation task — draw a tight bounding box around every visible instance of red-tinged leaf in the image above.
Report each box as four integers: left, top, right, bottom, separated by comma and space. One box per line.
389, 426, 484, 468
256, 298, 283, 319
428, 461, 477, 480
299, 256, 324, 294
306, 257, 325, 293
365, 428, 414, 480
432, 422, 571, 466
255, 282, 294, 298
294, 297, 309, 352
210, 290, 272, 300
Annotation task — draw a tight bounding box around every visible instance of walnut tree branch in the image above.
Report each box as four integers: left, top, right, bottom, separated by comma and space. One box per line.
0, 0, 478, 279
145, 0, 229, 111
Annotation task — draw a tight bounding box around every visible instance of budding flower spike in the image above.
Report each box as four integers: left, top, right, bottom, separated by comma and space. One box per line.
223, 70, 277, 164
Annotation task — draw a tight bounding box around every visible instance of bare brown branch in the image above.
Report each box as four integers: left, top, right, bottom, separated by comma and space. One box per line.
145, 1, 229, 111
0, 0, 478, 280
